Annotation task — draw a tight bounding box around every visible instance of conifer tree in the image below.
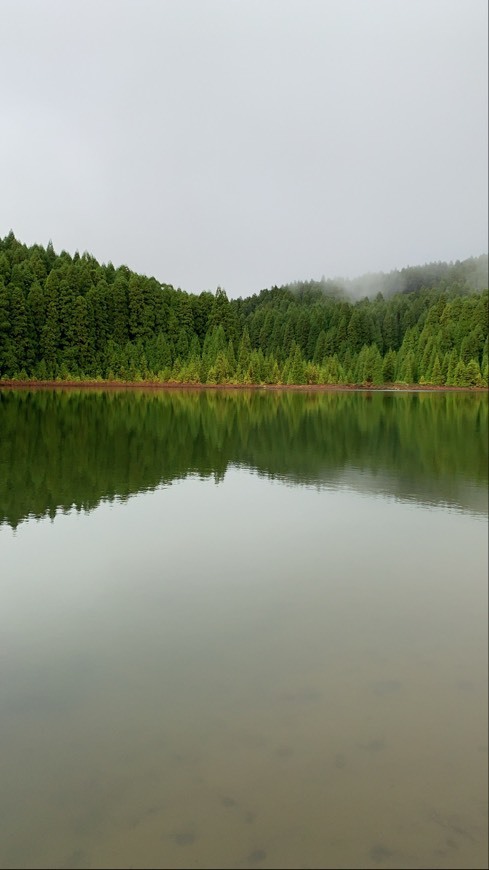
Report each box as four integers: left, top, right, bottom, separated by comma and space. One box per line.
454, 359, 468, 386
430, 354, 443, 385
465, 359, 482, 386
382, 349, 397, 383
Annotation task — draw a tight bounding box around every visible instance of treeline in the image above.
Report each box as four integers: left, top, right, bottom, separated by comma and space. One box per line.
0, 232, 487, 386
1, 389, 487, 528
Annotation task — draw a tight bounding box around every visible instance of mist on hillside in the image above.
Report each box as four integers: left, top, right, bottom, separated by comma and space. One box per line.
284, 254, 488, 302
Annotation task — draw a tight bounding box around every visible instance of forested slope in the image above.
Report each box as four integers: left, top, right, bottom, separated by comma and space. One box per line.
0, 233, 487, 385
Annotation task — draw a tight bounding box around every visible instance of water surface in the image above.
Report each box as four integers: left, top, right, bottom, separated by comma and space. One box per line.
0, 389, 487, 869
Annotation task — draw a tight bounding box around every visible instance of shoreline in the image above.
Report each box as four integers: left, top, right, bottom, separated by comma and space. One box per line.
0, 379, 487, 393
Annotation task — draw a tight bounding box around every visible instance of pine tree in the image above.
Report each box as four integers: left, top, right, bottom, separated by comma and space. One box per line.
10, 285, 28, 372
441, 351, 451, 385
287, 343, 305, 384
382, 349, 397, 383
0, 281, 12, 375
155, 333, 172, 372
430, 354, 443, 385
465, 359, 482, 386
40, 300, 59, 377
176, 327, 189, 360
73, 295, 90, 374
453, 359, 468, 386
189, 333, 201, 360
382, 309, 399, 350
128, 275, 145, 341
446, 349, 460, 385
112, 276, 129, 346
398, 350, 416, 384
313, 330, 328, 364
226, 340, 237, 378
237, 327, 252, 378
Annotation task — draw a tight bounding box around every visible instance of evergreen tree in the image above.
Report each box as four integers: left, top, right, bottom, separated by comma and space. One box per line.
453, 359, 468, 386
287, 343, 306, 384
382, 349, 397, 383
176, 327, 189, 360
382, 309, 399, 350
112, 276, 129, 346
10, 285, 28, 371
237, 327, 252, 378
430, 354, 443, 385
398, 350, 416, 384
313, 330, 328, 364
465, 359, 482, 386
446, 349, 460, 386
0, 281, 12, 374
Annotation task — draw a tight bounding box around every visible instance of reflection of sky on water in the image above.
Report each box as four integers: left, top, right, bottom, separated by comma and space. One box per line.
2, 467, 487, 618
3, 460, 488, 531
0, 468, 487, 870
246, 465, 489, 518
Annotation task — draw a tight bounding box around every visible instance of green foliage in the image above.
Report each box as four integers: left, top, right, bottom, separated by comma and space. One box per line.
382, 349, 397, 383
430, 354, 443, 386
465, 359, 483, 387
0, 233, 487, 385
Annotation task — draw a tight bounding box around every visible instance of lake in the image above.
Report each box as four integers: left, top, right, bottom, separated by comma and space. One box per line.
0, 388, 487, 870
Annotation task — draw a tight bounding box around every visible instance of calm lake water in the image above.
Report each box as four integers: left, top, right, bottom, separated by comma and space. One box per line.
0, 388, 487, 870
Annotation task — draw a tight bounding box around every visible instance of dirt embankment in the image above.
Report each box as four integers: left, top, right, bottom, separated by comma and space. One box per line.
0, 379, 487, 393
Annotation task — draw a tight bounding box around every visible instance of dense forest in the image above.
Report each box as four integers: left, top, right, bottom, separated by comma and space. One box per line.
0, 232, 487, 386
1, 389, 487, 529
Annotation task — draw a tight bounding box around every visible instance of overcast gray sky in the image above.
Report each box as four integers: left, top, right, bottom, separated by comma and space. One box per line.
1, 0, 487, 297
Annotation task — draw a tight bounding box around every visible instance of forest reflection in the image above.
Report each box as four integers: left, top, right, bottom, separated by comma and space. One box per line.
0, 388, 487, 528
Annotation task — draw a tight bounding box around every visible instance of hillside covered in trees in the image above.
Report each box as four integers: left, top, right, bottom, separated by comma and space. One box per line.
0, 233, 487, 386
